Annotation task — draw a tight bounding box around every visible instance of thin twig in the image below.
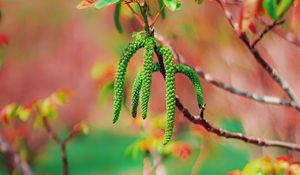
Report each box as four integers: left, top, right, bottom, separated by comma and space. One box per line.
260, 18, 300, 47
42, 118, 61, 144
155, 43, 300, 151
0, 132, 33, 175
140, 0, 300, 155
125, 1, 145, 27
251, 20, 285, 48
215, 0, 300, 112
140, 1, 153, 36
154, 44, 300, 151
60, 144, 68, 175
240, 33, 300, 111
175, 98, 300, 151
195, 66, 292, 105
215, 0, 239, 32
155, 33, 292, 106
42, 118, 78, 175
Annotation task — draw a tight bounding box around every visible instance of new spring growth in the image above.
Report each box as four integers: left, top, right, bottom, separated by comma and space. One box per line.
131, 63, 161, 118
113, 36, 145, 123
141, 36, 156, 119
113, 35, 205, 145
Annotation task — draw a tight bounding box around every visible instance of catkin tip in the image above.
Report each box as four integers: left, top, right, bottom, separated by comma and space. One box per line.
112, 118, 118, 124
162, 138, 170, 145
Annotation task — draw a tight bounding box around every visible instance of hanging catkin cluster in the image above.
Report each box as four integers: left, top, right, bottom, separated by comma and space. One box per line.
113, 35, 204, 145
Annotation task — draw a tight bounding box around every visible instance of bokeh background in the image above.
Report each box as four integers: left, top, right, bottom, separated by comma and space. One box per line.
0, 0, 300, 174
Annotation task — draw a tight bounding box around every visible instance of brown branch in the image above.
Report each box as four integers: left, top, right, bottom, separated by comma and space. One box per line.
175, 98, 300, 151
155, 33, 292, 106
60, 143, 68, 175
251, 20, 285, 48
42, 117, 61, 144
0, 132, 33, 175
42, 117, 78, 175
215, 0, 300, 112
194, 66, 291, 106
153, 43, 300, 151
215, 0, 239, 32
239, 33, 300, 111
260, 19, 300, 47
136, 0, 300, 157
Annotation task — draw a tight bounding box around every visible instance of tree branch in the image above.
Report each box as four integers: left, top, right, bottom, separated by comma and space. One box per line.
215, 0, 300, 112
251, 20, 285, 48
155, 33, 292, 106
155, 42, 300, 152
239, 33, 300, 111
260, 18, 300, 48
140, 0, 300, 154
42, 118, 76, 175
154, 46, 300, 151
175, 98, 300, 151
0, 132, 33, 175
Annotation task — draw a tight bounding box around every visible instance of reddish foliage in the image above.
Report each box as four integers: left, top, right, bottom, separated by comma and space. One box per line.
0, 33, 8, 46
173, 142, 193, 160
276, 154, 293, 162
24, 100, 37, 110
1, 113, 9, 124
16, 124, 29, 138
248, 22, 257, 34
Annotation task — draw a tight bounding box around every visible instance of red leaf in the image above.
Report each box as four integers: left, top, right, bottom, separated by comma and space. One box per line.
276, 154, 292, 162
0, 108, 9, 124
1, 113, 9, 124
17, 125, 29, 138
173, 143, 193, 160
256, 0, 265, 15
248, 22, 257, 34
24, 100, 37, 110
0, 34, 8, 46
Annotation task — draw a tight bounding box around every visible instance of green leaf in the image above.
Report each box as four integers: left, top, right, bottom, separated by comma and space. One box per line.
114, 2, 123, 33
163, 0, 181, 11
39, 99, 57, 119
242, 157, 273, 175
53, 89, 71, 105
276, 0, 293, 18
219, 118, 244, 134
17, 107, 31, 121
33, 115, 43, 128
196, 0, 203, 5
7, 104, 19, 120
158, 0, 166, 19
94, 0, 120, 9
263, 0, 278, 21
97, 82, 114, 107
125, 140, 144, 160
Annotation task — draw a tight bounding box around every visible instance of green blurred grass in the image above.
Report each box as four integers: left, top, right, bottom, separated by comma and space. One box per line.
32, 118, 249, 175
0, 118, 249, 175
33, 130, 143, 175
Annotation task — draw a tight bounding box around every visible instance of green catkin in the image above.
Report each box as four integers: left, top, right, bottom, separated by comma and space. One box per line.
113, 37, 145, 123
131, 71, 143, 118
175, 64, 204, 108
140, 36, 156, 119
157, 46, 176, 145
152, 62, 161, 72
131, 63, 161, 118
